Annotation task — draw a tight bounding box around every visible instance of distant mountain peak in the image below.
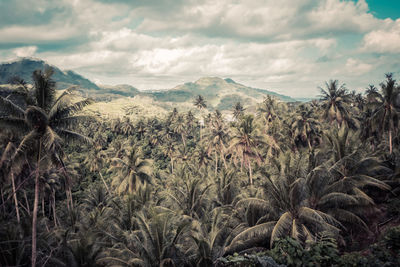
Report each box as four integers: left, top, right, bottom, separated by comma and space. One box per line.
0, 57, 99, 90
194, 77, 227, 85
224, 78, 236, 83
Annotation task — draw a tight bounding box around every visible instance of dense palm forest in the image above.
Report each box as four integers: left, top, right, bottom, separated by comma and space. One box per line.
1, 69, 400, 266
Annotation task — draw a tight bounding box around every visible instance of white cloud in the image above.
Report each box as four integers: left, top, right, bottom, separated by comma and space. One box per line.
361, 19, 400, 53
345, 58, 373, 75
13, 46, 37, 57
0, 25, 80, 43
135, 0, 381, 40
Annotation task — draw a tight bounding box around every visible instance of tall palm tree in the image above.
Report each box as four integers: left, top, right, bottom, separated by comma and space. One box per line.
0, 141, 20, 223
205, 110, 229, 174
110, 148, 152, 195
291, 104, 321, 150
232, 102, 245, 121
365, 85, 382, 105
194, 95, 207, 142
319, 80, 355, 129
372, 73, 399, 154
172, 114, 188, 148
193, 95, 207, 110
229, 115, 266, 185
0, 67, 93, 267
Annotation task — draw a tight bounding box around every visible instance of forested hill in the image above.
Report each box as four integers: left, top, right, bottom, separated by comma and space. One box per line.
0, 58, 297, 111
0, 58, 100, 90
146, 77, 296, 110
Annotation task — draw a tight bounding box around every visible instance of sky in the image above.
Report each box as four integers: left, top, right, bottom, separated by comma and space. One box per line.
0, 0, 399, 97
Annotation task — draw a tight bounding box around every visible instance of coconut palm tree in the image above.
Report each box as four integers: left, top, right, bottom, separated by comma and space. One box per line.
291, 104, 321, 150
319, 80, 355, 129
189, 209, 232, 265
365, 84, 382, 105
225, 168, 341, 254
0, 67, 93, 267
101, 209, 191, 266
110, 148, 152, 195
371, 73, 400, 154
205, 110, 229, 174
164, 166, 212, 220
232, 102, 245, 121
194, 95, 207, 110
0, 141, 21, 223
172, 114, 188, 148
229, 115, 266, 185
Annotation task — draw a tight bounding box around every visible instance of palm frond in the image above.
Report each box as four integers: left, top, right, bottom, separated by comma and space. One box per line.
55, 129, 93, 144
0, 95, 25, 117
270, 212, 292, 246
226, 222, 275, 254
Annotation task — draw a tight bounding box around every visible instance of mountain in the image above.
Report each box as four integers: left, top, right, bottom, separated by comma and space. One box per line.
0, 58, 298, 114
0, 58, 99, 90
146, 77, 296, 110
98, 84, 140, 97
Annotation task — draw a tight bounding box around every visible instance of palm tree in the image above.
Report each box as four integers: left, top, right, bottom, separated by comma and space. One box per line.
164, 166, 212, 220
372, 73, 400, 154
319, 80, 355, 129
101, 209, 191, 266
232, 101, 245, 121
365, 85, 382, 104
84, 146, 110, 192
190, 210, 231, 265
229, 115, 265, 185
172, 114, 188, 148
120, 117, 135, 136
225, 151, 381, 254
291, 104, 321, 150
205, 110, 229, 174
225, 167, 341, 254
110, 148, 152, 195
194, 95, 207, 110
0, 67, 93, 267
0, 141, 20, 223
257, 95, 283, 125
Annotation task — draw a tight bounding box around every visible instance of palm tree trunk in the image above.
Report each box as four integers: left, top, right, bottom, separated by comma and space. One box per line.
41, 194, 45, 217
181, 133, 186, 148
32, 140, 42, 267
248, 161, 253, 185
1, 188, 6, 215
99, 172, 110, 194
52, 191, 57, 227
389, 129, 392, 154
215, 152, 218, 176
24, 191, 30, 216
68, 189, 74, 210
307, 138, 312, 151
11, 172, 20, 223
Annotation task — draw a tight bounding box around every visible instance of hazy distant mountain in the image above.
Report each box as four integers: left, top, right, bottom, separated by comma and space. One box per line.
0, 58, 99, 90
147, 77, 296, 110
98, 84, 140, 97
0, 58, 298, 113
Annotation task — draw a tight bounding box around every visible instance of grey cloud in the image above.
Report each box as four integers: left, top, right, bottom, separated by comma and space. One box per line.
0, 0, 72, 27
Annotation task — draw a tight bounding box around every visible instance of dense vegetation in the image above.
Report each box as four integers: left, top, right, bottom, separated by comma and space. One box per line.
0, 69, 399, 266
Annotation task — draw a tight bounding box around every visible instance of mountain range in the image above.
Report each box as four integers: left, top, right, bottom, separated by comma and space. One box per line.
0, 58, 299, 113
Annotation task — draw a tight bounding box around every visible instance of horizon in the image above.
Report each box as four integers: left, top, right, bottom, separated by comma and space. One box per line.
1, 0, 400, 97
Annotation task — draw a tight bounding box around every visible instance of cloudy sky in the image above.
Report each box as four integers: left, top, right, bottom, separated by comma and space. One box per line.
0, 0, 399, 97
